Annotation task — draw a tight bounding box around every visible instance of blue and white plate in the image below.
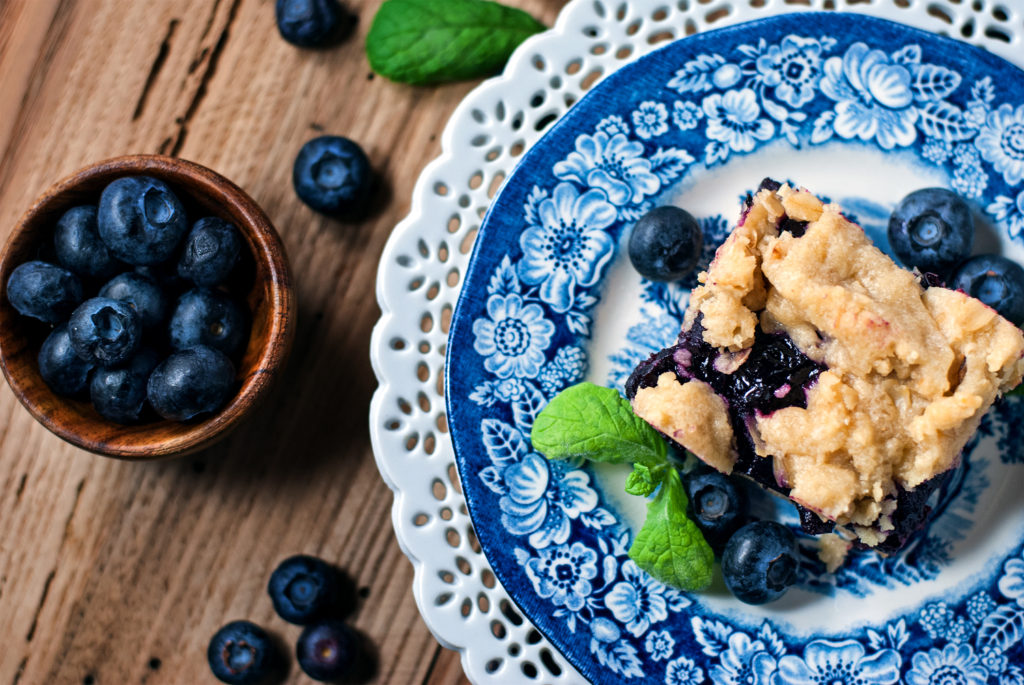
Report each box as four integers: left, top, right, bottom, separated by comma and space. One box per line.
446, 12, 1024, 684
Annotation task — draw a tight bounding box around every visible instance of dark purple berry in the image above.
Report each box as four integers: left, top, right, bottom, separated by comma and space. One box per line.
296, 620, 357, 682
683, 465, 748, 551
888, 188, 973, 276
950, 254, 1024, 325
38, 324, 94, 397
97, 176, 188, 265
207, 620, 278, 685
177, 217, 242, 287
90, 348, 161, 423
293, 136, 371, 215
628, 206, 703, 282
268, 555, 339, 625
54, 205, 123, 279
168, 289, 248, 357
67, 297, 142, 366
722, 521, 798, 604
7, 260, 84, 323
146, 345, 235, 421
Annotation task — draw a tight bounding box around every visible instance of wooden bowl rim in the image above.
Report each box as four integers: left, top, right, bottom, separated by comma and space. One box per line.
0, 154, 295, 459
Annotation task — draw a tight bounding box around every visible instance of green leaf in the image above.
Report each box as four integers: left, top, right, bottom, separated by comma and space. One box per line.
625, 464, 662, 497
531, 383, 668, 467
629, 469, 714, 592
366, 0, 546, 85
1007, 382, 1024, 397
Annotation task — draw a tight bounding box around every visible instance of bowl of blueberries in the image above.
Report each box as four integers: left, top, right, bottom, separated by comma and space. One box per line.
0, 155, 294, 459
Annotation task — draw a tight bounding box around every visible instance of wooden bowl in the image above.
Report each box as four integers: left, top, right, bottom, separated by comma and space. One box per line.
0, 155, 295, 459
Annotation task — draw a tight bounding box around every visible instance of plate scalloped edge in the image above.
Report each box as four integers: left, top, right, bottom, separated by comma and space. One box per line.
368, 1, 1024, 682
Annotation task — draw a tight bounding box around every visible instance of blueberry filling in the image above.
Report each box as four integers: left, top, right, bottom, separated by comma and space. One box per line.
778, 216, 808, 237
672, 319, 824, 415
626, 317, 824, 485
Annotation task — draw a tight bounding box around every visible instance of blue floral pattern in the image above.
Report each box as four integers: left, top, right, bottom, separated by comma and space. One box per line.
447, 14, 1024, 685
776, 639, 901, 684
907, 644, 989, 685
645, 629, 675, 662
517, 182, 617, 313
976, 104, 1024, 185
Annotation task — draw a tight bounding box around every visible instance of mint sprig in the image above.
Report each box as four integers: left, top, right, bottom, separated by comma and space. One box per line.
530, 383, 668, 467
366, 0, 546, 85
629, 468, 714, 591
531, 382, 714, 592
625, 463, 663, 497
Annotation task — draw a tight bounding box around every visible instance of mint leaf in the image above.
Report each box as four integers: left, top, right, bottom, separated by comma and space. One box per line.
531, 383, 668, 467
366, 0, 545, 85
625, 463, 664, 497
629, 469, 714, 592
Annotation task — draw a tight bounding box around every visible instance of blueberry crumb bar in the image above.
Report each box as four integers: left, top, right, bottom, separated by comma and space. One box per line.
626, 180, 1024, 552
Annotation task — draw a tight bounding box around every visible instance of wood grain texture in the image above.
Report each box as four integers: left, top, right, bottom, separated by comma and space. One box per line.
0, 0, 566, 683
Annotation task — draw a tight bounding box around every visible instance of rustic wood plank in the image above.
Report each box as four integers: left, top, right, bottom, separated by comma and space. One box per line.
0, 0, 568, 683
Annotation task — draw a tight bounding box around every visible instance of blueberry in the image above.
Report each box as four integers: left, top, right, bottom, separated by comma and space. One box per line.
293, 136, 371, 215
54, 205, 122, 279
168, 289, 248, 357
950, 254, 1024, 325
628, 206, 703, 281
268, 555, 339, 625
97, 176, 188, 265
38, 324, 94, 396
147, 345, 235, 421
683, 465, 748, 551
207, 620, 278, 685
721, 521, 798, 605
275, 0, 347, 47
296, 620, 357, 682
67, 297, 142, 366
177, 217, 242, 287
90, 348, 161, 423
6, 261, 84, 323
888, 188, 973, 275
99, 272, 168, 330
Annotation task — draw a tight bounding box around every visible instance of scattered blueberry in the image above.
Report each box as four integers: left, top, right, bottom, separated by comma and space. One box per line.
54, 205, 122, 279
275, 0, 347, 47
97, 176, 188, 265
90, 348, 161, 423
888, 188, 973, 276
38, 324, 94, 396
177, 217, 242, 287
67, 297, 141, 366
296, 620, 357, 682
950, 254, 1024, 325
293, 136, 371, 215
628, 206, 703, 282
207, 620, 278, 685
721, 521, 798, 605
268, 555, 339, 625
168, 289, 248, 357
683, 465, 748, 551
6, 261, 84, 323
147, 345, 235, 421
99, 272, 168, 330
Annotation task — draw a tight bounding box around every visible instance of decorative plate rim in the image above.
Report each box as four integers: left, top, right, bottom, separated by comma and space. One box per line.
369, 1, 1024, 683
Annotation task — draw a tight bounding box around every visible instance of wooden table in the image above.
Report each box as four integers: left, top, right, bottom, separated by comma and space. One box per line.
0, 1, 566, 682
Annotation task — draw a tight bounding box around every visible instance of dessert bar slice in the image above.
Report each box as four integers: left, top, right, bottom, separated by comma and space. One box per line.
626, 181, 1024, 552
